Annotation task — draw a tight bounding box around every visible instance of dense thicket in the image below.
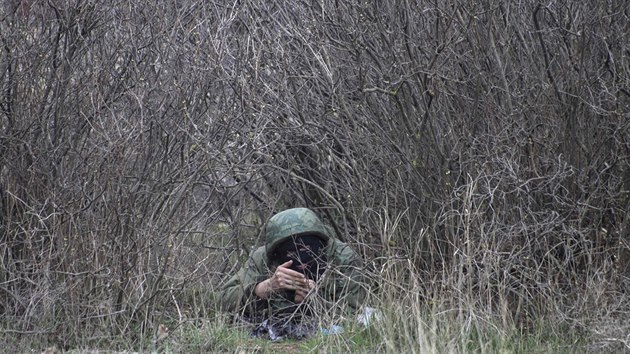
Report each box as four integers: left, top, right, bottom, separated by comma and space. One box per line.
1, 0, 628, 349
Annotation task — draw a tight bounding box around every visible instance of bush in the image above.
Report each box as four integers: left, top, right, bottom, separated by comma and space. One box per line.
1, 0, 628, 351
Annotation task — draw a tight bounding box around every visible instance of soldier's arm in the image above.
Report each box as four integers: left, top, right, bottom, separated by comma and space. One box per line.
218, 247, 269, 313
331, 241, 369, 310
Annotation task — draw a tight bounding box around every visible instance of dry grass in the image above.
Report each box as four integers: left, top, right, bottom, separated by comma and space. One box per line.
1, 0, 629, 352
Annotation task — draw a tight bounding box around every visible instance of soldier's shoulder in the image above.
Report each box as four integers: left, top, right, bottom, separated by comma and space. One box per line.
251, 244, 266, 256
246, 245, 268, 266
329, 238, 360, 263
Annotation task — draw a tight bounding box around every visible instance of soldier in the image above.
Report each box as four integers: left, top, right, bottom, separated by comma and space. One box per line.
219, 207, 367, 320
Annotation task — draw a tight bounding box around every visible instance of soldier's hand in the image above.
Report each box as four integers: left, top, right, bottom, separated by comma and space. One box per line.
255, 260, 311, 299
294, 279, 316, 303
270, 260, 309, 291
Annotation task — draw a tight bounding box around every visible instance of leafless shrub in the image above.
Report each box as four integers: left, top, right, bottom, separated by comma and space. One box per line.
0, 0, 628, 350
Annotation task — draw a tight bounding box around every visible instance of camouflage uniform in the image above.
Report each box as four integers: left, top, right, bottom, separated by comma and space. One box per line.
219, 208, 367, 317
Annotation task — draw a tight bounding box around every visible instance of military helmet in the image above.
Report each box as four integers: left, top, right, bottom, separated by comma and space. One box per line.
265, 207, 330, 257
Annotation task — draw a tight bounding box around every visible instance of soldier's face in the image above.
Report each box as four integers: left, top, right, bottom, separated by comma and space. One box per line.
274, 235, 327, 279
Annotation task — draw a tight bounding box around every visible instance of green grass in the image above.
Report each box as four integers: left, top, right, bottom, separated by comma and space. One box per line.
164, 320, 379, 353
0, 308, 591, 353
146, 311, 584, 354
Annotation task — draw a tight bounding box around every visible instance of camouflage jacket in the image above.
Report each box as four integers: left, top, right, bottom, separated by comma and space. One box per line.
218, 208, 367, 317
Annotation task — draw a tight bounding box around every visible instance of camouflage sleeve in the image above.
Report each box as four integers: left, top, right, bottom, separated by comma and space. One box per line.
329, 240, 368, 310
218, 247, 270, 314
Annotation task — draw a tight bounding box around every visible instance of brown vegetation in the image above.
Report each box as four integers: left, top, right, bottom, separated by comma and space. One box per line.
1, 0, 628, 351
